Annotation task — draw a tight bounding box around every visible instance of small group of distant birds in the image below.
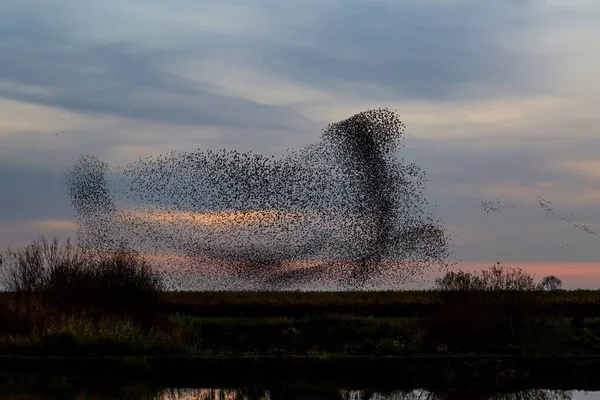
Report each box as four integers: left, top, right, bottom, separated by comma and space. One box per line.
481, 199, 522, 214
64, 109, 455, 290
481, 196, 597, 241
537, 198, 597, 236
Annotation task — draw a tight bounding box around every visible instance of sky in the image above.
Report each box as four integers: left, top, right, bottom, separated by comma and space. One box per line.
1, 0, 599, 289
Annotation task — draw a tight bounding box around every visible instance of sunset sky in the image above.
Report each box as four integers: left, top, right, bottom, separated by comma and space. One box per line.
1, 0, 599, 289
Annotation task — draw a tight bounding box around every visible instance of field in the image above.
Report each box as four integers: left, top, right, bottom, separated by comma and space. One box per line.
161, 289, 600, 317
3, 289, 600, 396
2, 290, 600, 359
1, 240, 599, 359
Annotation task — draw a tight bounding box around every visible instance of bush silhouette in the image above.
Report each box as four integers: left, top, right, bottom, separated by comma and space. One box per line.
428, 263, 559, 353
434, 263, 541, 291
0, 236, 163, 318
539, 275, 563, 291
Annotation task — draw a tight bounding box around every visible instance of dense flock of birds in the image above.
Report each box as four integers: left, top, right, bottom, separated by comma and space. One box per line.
65, 109, 454, 290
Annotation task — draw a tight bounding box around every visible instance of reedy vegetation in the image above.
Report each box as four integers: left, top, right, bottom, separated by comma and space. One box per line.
0, 236, 180, 354
0, 236, 163, 315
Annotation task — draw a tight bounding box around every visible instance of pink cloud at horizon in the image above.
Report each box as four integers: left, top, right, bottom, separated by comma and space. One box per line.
2, 215, 598, 290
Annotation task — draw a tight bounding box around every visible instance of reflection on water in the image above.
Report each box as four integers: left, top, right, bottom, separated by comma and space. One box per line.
155, 388, 592, 400
0, 387, 596, 399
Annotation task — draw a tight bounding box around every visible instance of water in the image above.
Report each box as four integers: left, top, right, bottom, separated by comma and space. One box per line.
2, 387, 598, 399
2, 362, 599, 399
154, 388, 600, 400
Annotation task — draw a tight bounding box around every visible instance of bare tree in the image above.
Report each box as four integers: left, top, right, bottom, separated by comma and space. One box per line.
539, 275, 563, 291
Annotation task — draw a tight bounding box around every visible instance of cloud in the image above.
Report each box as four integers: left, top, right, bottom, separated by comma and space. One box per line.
1, 0, 599, 283
114, 208, 308, 230
0, 219, 77, 250
0, 99, 113, 137
0, 4, 319, 138
0, 163, 73, 223
0, 41, 316, 132
32, 219, 78, 232
0, 220, 72, 235
247, 1, 563, 101
552, 160, 600, 181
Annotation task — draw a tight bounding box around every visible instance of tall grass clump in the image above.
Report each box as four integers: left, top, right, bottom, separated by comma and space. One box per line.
0, 236, 164, 317
0, 236, 83, 306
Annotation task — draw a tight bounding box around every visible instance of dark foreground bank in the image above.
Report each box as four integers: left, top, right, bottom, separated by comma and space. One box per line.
3, 291, 600, 357
2, 355, 600, 391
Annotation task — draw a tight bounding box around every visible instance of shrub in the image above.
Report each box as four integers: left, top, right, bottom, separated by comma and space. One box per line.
79, 247, 165, 316
0, 236, 164, 317
429, 263, 552, 352
0, 236, 83, 305
435, 263, 547, 291
539, 275, 563, 291
433, 270, 485, 291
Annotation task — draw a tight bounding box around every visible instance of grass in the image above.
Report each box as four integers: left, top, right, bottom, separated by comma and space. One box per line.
2, 292, 599, 357
160, 289, 600, 316
0, 236, 599, 358
0, 298, 186, 356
